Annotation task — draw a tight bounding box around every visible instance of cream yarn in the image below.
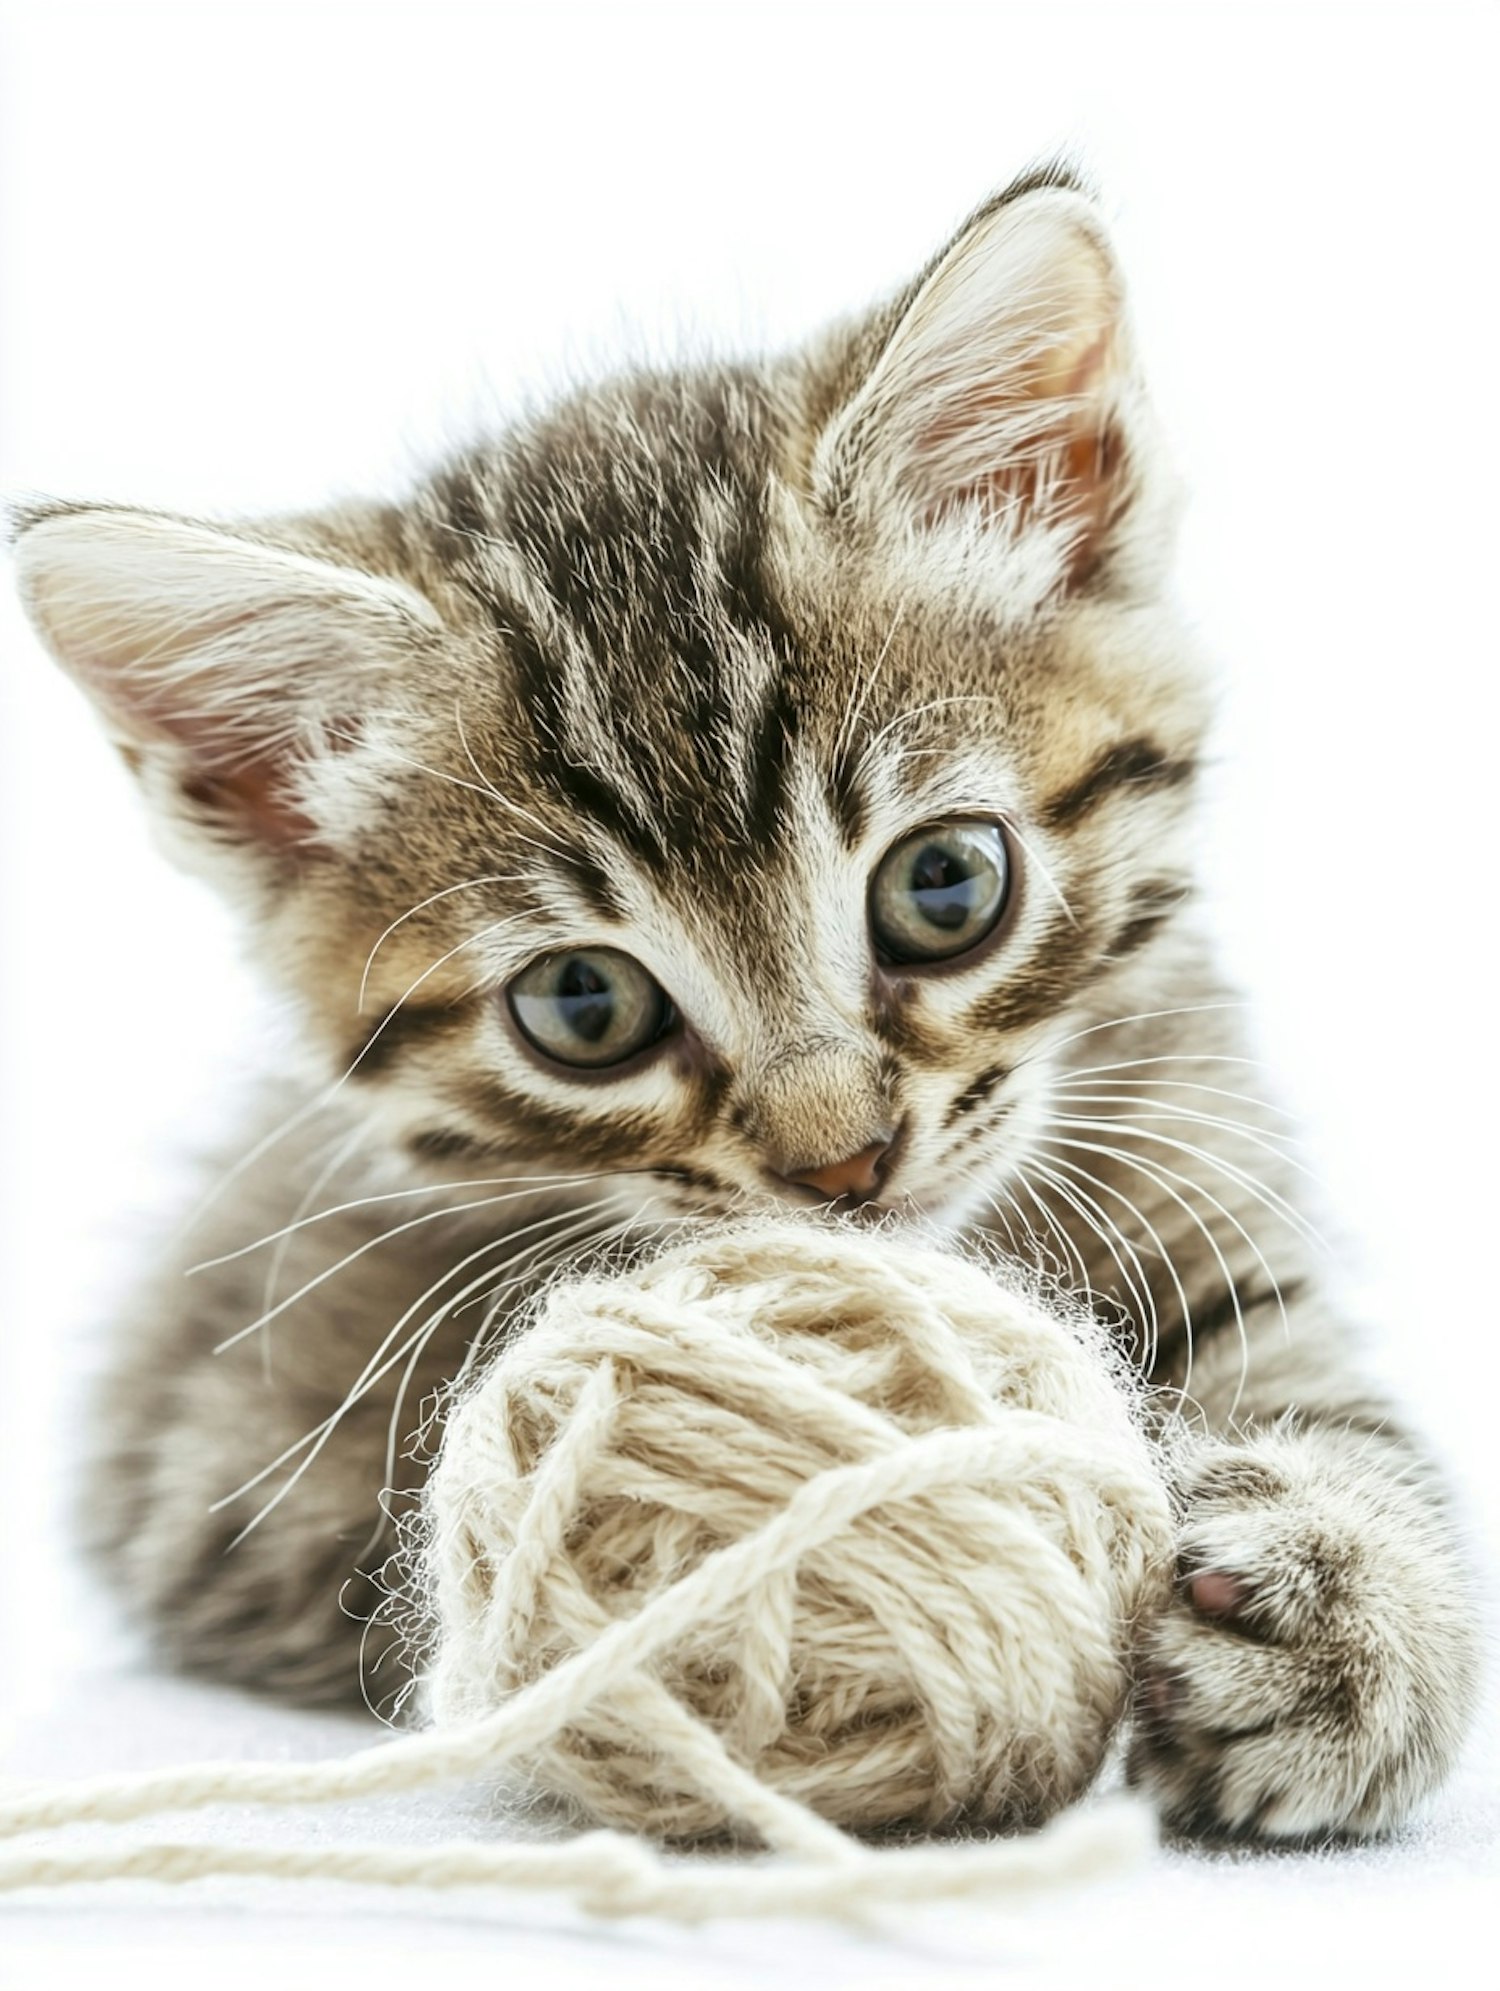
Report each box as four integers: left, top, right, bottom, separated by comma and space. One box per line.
419, 1219, 1172, 1839
0, 1218, 1174, 1920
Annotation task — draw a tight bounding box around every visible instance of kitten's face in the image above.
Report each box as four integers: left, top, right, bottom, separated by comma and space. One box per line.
15, 175, 1209, 1234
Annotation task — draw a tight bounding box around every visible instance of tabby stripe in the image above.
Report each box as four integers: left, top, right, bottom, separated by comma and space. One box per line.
650, 1163, 735, 1197
461, 554, 669, 867
1041, 737, 1197, 829
824, 752, 870, 845
1108, 909, 1175, 963
346, 1003, 470, 1081
744, 677, 799, 843
555, 846, 629, 922
407, 1128, 499, 1163
962, 909, 1097, 1034
942, 1063, 1010, 1128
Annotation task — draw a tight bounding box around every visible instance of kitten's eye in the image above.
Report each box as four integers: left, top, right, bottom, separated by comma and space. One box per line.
870, 820, 1011, 964
508, 948, 672, 1069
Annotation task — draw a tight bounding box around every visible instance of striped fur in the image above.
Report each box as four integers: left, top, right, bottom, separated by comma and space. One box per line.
13, 170, 1479, 1840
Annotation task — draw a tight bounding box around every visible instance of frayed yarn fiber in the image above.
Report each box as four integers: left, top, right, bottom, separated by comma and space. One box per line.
0, 1218, 1175, 1918
416, 1218, 1174, 1841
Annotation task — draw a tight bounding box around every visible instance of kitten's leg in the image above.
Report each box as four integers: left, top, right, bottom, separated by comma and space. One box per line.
86, 1116, 593, 1709
1127, 1292, 1482, 1839
90, 1212, 470, 1708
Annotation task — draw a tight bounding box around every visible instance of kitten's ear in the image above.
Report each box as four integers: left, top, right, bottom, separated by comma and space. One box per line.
14, 506, 442, 850
814, 184, 1157, 595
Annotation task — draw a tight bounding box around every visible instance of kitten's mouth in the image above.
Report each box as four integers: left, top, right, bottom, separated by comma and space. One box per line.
819, 1190, 905, 1226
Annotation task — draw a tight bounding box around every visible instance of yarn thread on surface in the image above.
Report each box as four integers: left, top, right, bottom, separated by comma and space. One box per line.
0, 1218, 1174, 1921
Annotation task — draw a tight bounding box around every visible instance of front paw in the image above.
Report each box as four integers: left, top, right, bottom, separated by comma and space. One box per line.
1127, 1435, 1479, 1841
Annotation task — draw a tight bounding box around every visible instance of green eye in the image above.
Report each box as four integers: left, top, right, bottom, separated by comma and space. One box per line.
870, 820, 1011, 964
508, 948, 672, 1069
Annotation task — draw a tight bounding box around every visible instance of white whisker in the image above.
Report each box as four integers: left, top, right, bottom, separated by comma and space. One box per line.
1000, 816, 1078, 928
1024, 1159, 1158, 1356
1038, 1130, 1293, 1419
833, 589, 910, 774
1050, 1091, 1315, 1173
451, 699, 579, 865
1048, 1000, 1249, 1055
256, 1120, 368, 1379
1053, 1071, 1296, 1117
209, 1183, 606, 1355
1034, 1150, 1197, 1380
1008, 1168, 1098, 1306
370, 1204, 628, 1548
192, 1171, 613, 1273
217, 1197, 618, 1544
1047, 1114, 1326, 1251
358, 875, 528, 1013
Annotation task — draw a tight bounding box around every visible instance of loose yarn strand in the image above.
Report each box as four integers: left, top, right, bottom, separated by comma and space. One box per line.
0, 1800, 1153, 1922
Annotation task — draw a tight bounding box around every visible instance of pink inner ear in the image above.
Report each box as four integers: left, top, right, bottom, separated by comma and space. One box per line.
911, 326, 1122, 586
121, 693, 320, 852
169, 713, 356, 853
180, 763, 319, 849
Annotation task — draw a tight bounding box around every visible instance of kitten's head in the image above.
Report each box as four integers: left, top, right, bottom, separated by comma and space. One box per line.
15, 171, 1209, 1232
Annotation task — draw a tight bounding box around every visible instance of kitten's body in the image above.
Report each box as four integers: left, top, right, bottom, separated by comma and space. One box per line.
18, 172, 1480, 1839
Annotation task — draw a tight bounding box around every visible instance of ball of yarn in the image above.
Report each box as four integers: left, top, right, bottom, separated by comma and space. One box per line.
415, 1219, 1172, 1842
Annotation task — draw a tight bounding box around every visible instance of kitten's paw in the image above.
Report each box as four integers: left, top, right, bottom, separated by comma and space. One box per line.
1127, 1436, 1479, 1841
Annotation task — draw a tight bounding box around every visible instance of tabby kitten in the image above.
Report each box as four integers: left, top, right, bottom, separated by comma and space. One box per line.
14, 168, 1479, 1842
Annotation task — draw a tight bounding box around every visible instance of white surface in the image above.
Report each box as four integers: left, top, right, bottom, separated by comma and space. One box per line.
2, 1, 1497, 1984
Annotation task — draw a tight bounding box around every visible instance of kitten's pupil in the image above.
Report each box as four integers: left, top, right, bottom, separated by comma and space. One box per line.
909, 845, 979, 931
556, 957, 613, 1044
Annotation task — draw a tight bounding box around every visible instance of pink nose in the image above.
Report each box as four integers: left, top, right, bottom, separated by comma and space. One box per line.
785, 1140, 891, 1202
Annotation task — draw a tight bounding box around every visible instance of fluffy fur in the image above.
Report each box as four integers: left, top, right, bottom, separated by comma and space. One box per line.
12, 167, 1481, 1841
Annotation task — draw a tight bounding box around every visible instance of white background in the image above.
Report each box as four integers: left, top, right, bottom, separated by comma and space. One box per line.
1, 2, 1496, 1983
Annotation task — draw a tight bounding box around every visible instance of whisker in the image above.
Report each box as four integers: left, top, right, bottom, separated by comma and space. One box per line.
324, 724, 510, 810
1033, 1150, 1197, 1380
850, 690, 1006, 778
1049, 1092, 1315, 1173
979, 1179, 1055, 1280
182, 917, 526, 1238
833, 590, 910, 775
450, 1204, 690, 1393
177, 1082, 351, 1240
368, 1203, 628, 1552
192, 1171, 613, 1273
1023, 1159, 1158, 1357
1052, 1071, 1297, 1118
358, 876, 529, 1013
1047, 1000, 1249, 1055
1038, 1131, 1291, 1419
451, 699, 579, 865
216, 1243, 512, 1517
1000, 816, 1078, 929
209, 1183, 603, 1354
255, 1120, 369, 1380
216, 1197, 618, 1542
1046, 1114, 1326, 1251
1059, 1054, 1279, 1094
1007, 1168, 1099, 1307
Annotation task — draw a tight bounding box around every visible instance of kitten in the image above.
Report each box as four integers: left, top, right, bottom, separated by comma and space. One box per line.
13, 166, 1479, 1840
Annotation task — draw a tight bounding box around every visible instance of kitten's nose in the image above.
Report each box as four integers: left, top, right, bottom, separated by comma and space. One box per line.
783, 1140, 892, 1203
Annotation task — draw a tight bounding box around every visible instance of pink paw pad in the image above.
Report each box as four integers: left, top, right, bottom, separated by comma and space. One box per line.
1189, 1570, 1250, 1619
